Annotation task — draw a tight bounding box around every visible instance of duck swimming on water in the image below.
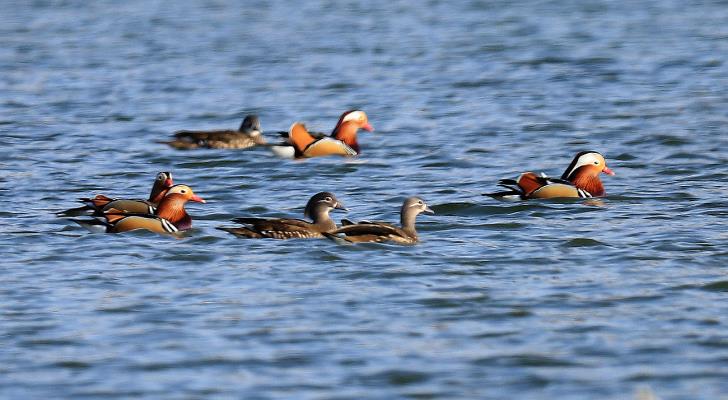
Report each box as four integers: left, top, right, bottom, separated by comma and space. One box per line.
485, 151, 615, 200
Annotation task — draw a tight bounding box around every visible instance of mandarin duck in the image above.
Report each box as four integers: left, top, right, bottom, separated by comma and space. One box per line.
485, 151, 615, 200
161, 115, 265, 149
59, 172, 174, 216
72, 184, 205, 234
217, 192, 347, 239
324, 197, 434, 245
270, 110, 373, 158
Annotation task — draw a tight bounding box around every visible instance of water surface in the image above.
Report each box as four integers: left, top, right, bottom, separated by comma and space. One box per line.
1, 1, 727, 399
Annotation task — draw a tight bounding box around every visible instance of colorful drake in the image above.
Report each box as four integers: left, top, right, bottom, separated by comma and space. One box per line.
72, 184, 205, 234
324, 197, 434, 245
217, 192, 347, 239
486, 151, 615, 200
60, 172, 174, 216
162, 115, 265, 149
271, 110, 373, 158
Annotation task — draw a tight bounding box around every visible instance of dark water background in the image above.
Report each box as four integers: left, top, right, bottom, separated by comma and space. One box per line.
2, 1, 727, 399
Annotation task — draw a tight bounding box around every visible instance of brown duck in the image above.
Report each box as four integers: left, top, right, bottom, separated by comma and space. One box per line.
161, 115, 265, 149
217, 192, 347, 239
270, 110, 373, 158
324, 197, 434, 245
72, 184, 205, 234
485, 151, 615, 200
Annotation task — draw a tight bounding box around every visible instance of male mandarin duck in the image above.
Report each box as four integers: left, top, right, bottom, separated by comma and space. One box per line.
324, 197, 434, 245
161, 115, 265, 149
72, 184, 205, 234
271, 110, 373, 158
217, 192, 347, 239
59, 172, 174, 216
486, 151, 615, 200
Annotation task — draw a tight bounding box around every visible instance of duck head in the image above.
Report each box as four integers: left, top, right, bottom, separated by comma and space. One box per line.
148, 171, 174, 203
155, 184, 205, 227
561, 151, 615, 196
331, 110, 373, 153
303, 192, 347, 226
400, 196, 434, 232
239, 115, 262, 135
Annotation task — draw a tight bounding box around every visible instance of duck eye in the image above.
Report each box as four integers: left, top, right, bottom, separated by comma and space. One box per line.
594, 161, 599, 165
180, 190, 186, 193
325, 197, 332, 202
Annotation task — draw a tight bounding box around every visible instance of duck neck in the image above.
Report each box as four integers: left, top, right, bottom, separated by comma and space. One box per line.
400, 207, 418, 237
310, 206, 336, 232
332, 122, 360, 153
569, 167, 605, 196
155, 194, 190, 226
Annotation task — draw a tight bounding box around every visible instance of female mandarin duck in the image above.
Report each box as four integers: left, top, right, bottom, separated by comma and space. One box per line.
161, 115, 266, 149
60, 172, 174, 216
324, 197, 434, 245
271, 110, 373, 158
72, 184, 205, 234
217, 192, 347, 239
486, 151, 615, 200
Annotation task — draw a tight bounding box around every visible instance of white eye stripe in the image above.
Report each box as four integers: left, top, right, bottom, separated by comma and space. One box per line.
342, 111, 365, 123
572, 154, 603, 171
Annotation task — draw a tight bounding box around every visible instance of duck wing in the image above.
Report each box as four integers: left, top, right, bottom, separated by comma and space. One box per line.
324, 223, 407, 243
220, 217, 323, 239
163, 130, 262, 149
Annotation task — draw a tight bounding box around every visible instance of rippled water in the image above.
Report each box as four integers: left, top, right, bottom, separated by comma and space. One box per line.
2, 1, 728, 399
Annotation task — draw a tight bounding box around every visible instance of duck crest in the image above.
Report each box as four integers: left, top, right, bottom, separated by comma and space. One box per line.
330, 110, 357, 135
561, 151, 594, 180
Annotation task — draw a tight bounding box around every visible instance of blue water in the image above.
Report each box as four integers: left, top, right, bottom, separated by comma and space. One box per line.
1, 1, 727, 399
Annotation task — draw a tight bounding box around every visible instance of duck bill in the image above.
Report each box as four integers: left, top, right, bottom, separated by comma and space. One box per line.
335, 202, 349, 212
164, 178, 174, 187
191, 194, 206, 203
423, 206, 435, 215
362, 123, 374, 132
602, 166, 615, 176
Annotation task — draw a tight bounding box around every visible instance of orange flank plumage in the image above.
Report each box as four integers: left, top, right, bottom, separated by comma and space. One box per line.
513, 172, 543, 197
289, 123, 317, 154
